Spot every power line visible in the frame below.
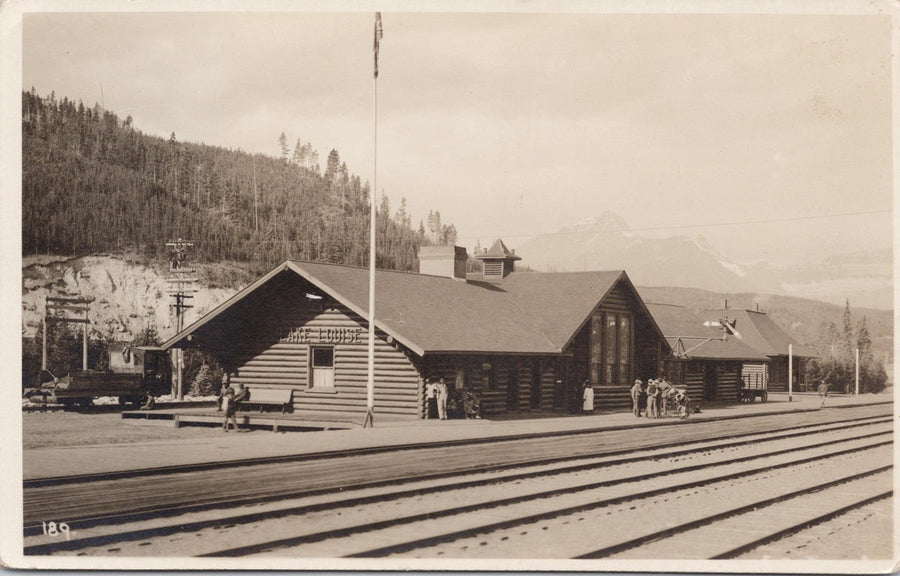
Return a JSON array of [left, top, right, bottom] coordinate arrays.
[[455, 208, 891, 244]]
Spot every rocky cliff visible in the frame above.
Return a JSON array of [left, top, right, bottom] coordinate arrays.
[[22, 255, 243, 342]]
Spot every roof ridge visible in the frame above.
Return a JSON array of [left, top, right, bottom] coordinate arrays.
[[290, 259, 428, 278]]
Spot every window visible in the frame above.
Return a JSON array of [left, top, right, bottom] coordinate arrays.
[[618, 316, 631, 384], [604, 314, 617, 384], [590, 315, 603, 386], [591, 312, 632, 385], [310, 346, 335, 389], [456, 367, 466, 389], [482, 359, 496, 390]]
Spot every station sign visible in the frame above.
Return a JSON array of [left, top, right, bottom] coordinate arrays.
[[281, 326, 362, 344]]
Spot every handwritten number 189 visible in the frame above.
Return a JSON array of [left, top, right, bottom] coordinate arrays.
[[42, 521, 70, 540]]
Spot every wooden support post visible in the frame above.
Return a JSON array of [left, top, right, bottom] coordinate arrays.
[[788, 344, 793, 402], [41, 312, 47, 372], [82, 322, 88, 370], [176, 348, 184, 401]]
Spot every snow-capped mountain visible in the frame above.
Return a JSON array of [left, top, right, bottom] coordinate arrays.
[[516, 211, 758, 293], [515, 212, 891, 309]]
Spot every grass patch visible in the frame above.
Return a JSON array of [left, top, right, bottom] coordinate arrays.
[[23, 410, 227, 450]]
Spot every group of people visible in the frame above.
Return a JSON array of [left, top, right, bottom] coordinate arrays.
[[630, 377, 691, 419], [424, 377, 482, 420], [217, 373, 249, 431], [424, 377, 449, 420]]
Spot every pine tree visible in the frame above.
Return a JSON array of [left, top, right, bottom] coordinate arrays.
[[292, 138, 304, 165], [324, 149, 341, 184], [278, 132, 289, 162], [856, 316, 873, 365], [840, 299, 854, 363]]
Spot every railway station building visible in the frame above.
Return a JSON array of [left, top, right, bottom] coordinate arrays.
[[696, 308, 815, 393], [163, 241, 673, 420], [645, 303, 770, 404]]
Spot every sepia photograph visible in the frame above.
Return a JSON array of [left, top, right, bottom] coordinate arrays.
[[1, 0, 896, 572]]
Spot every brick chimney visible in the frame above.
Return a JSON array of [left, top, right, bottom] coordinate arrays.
[[418, 245, 469, 279]]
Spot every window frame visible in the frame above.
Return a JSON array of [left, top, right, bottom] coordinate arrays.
[[592, 311, 633, 386], [309, 345, 336, 390]]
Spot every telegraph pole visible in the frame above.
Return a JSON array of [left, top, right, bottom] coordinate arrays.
[[166, 239, 196, 400]]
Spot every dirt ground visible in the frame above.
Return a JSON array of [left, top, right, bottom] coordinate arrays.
[[22, 410, 229, 450]]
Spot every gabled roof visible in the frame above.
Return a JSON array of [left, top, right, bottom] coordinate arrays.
[[163, 260, 665, 357], [646, 303, 768, 361], [697, 309, 816, 358], [283, 261, 554, 356], [501, 270, 661, 350]]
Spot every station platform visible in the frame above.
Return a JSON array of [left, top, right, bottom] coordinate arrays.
[[22, 392, 892, 482]]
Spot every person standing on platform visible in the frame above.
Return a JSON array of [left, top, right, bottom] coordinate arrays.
[[659, 377, 673, 416], [582, 380, 594, 414], [817, 380, 829, 408], [436, 377, 449, 420], [646, 379, 659, 419], [233, 383, 249, 410], [217, 372, 231, 411], [221, 380, 236, 431], [424, 379, 436, 419], [631, 379, 643, 417]]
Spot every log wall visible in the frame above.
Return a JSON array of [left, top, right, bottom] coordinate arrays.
[[229, 300, 422, 420], [716, 362, 741, 404], [683, 362, 706, 405], [421, 355, 560, 416]]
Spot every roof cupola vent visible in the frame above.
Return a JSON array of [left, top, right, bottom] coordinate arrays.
[[476, 239, 521, 280]]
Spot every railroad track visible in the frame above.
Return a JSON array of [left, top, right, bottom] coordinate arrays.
[[24, 411, 892, 558], [23, 408, 890, 530]]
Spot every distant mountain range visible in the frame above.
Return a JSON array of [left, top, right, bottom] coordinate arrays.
[[515, 212, 892, 310]]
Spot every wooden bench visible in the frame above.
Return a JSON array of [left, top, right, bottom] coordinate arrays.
[[239, 388, 294, 414]]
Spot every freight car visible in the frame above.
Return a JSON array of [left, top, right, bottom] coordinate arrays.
[[25, 344, 171, 409]]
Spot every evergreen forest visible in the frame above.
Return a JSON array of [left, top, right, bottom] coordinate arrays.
[[22, 89, 457, 274]]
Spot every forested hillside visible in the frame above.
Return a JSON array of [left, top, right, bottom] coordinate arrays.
[[22, 89, 451, 273]]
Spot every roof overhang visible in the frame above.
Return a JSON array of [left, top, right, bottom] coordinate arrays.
[[162, 261, 293, 350], [162, 260, 427, 358]]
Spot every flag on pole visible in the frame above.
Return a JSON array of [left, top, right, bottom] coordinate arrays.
[[374, 12, 383, 79]]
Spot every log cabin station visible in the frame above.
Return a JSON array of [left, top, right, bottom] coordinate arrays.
[[161, 240, 811, 424], [647, 303, 771, 404], [162, 240, 674, 422]]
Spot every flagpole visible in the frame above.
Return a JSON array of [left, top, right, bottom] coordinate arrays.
[[365, 13, 382, 429]]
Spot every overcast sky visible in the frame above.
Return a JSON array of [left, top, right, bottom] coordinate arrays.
[[16, 4, 894, 267]]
